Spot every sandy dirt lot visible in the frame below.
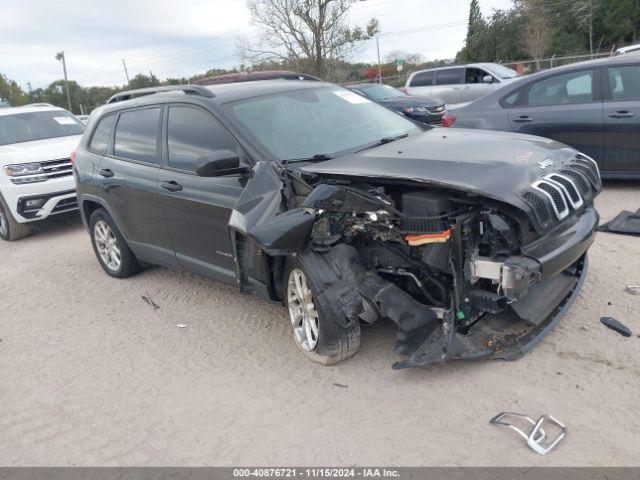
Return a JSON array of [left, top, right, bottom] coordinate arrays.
[[0, 182, 638, 467]]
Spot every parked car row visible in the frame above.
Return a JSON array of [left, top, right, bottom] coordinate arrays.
[[445, 53, 640, 178]]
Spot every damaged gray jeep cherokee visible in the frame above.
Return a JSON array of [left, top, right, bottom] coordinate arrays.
[[74, 81, 600, 369]]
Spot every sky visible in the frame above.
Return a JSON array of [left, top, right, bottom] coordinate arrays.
[[0, 0, 514, 89]]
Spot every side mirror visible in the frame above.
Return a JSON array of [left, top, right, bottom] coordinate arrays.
[[483, 74, 494, 84], [196, 150, 249, 177]]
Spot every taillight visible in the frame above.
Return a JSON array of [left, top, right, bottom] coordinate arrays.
[[70, 150, 76, 164], [442, 113, 456, 127]]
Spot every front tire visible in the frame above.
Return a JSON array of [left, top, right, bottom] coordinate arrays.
[[89, 208, 141, 278], [0, 193, 31, 241], [283, 258, 361, 365]]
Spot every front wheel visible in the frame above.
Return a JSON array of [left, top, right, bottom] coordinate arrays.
[[0, 193, 30, 241], [283, 258, 360, 365]]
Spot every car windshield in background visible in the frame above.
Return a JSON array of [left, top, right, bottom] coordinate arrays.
[[487, 64, 518, 79], [358, 84, 406, 101], [0, 110, 85, 146], [226, 87, 421, 161]]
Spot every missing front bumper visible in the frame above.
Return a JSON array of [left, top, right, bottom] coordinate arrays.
[[392, 255, 588, 369]]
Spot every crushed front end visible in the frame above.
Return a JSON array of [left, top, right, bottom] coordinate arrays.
[[297, 155, 600, 368], [232, 150, 600, 368]]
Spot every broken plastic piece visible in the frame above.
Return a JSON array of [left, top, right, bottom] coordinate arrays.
[[625, 285, 640, 295], [490, 412, 546, 444], [141, 293, 160, 310], [527, 415, 567, 456], [176, 324, 188, 328], [600, 317, 632, 337], [490, 412, 566, 455]]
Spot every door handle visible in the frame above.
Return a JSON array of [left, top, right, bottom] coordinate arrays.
[[99, 168, 114, 178], [513, 115, 533, 123], [160, 180, 183, 192], [608, 111, 635, 118]]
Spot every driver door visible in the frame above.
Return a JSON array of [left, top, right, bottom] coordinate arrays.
[[157, 104, 246, 283]]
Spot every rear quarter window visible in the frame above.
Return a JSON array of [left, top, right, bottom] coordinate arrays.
[[88, 115, 116, 154], [113, 107, 161, 164]]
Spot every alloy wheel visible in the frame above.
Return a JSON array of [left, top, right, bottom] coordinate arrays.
[[287, 268, 319, 351], [94, 220, 121, 272]]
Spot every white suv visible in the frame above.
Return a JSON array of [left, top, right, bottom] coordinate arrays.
[[0, 103, 84, 240]]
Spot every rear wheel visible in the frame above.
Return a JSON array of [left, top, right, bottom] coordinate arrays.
[[89, 208, 141, 278], [0, 193, 31, 241], [284, 258, 360, 365]]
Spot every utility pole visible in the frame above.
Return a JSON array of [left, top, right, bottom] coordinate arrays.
[[55, 51, 72, 112], [588, 0, 594, 57], [122, 59, 130, 85], [26, 82, 33, 102], [376, 36, 382, 84]]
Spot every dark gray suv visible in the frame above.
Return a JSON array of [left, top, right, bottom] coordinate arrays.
[[74, 81, 599, 369], [444, 54, 640, 178]]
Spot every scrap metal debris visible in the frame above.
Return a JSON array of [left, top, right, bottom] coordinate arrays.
[[597, 208, 640, 236], [625, 285, 640, 295], [141, 293, 160, 310], [600, 317, 632, 337], [490, 412, 567, 456]]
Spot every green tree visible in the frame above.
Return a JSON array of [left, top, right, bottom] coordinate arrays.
[[128, 73, 161, 90], [0, 74, 29, 106]]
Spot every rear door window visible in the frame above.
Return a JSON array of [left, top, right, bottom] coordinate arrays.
[[435, 68, 464, 86], [527, 70, 594, 106], [167, 106, 237, 172], [88, 114, 116, 154], [113, 107, 161, 164], [607, 65, 640, 101], [410, 71, 434, 87]]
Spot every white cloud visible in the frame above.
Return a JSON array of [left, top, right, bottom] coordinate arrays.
[[0, 0, 514, 89]]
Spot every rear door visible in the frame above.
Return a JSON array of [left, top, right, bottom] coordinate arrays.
[[406, 70, 434, 97], [602, 63, 640, 174], [158, 104, 245, 283], [98, 106, 177, 267], [507, 68, 604, 165], [462, 67, 495, 102], [432, 68, 464, 105]]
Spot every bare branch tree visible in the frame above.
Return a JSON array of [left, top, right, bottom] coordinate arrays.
[[519, 0, 549, 68], [239, 0, 379, 80]]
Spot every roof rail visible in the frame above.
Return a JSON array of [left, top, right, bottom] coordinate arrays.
[[17, 102, 54, 108], [107, 85, 215, 104]]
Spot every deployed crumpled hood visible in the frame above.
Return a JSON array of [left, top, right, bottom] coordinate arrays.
[[299, 128, 579, 209], [0, 135, 81, 166]]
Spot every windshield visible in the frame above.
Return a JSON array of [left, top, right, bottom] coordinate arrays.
[[226, 87, 421, 161], [0, 110, 85, 146], [358, 84, 406, 101], [486, 64, 519, 79]]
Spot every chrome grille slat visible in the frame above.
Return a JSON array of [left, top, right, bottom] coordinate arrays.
[[532, 180, 569, 220], [546, 174, 583, 209], [560, 169, 591, 197], [522, 155, 601, 228]]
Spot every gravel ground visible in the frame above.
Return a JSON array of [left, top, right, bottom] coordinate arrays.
[[0, 181, 638, 467]]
